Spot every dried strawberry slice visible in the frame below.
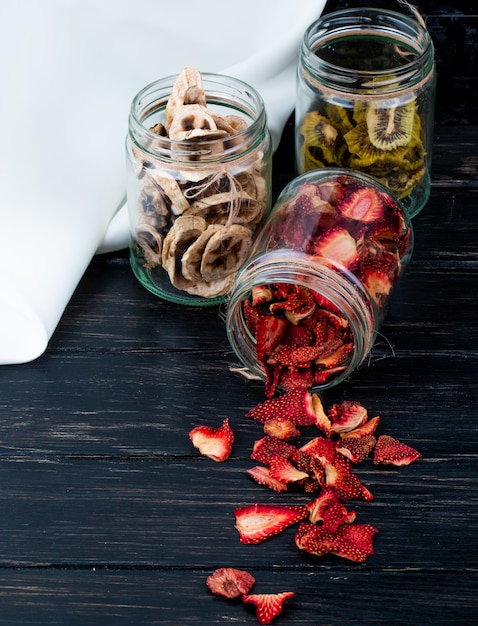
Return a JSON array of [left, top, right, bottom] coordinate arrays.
[[340, 415, 381, 438], [189, 418, 234, 462], [295, 521, 378, 562], [263, 418, 301, 440], [250, 436, 299, 466], [269, 456, 310, 484], [336, 186, 385, 223], [247, 466, 288, 493], [206, 567, 255, 599], [255, 315, 288, 363], [312, 227, 359, 268], [328, 400, 369, 434], [300, 436, 337, 464], [251, 285, 273, 306], [374, 435, 422, 466], [325, 455, 374, 501], [234, 503, 308, 544], [246, 389, 316, 425], [306, 486, 356, 530], [362, 268, 394, 306], [336, 434, 377, 463], [277, 366, 314, 394], [243, 591, 295, 625]]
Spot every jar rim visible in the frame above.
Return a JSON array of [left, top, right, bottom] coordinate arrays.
[[301, 7, 435, 95], [226, 249, 377, 392], [128, 72, 268, 163]]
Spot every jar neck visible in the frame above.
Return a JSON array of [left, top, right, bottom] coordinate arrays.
[[128, 73, 268, 165], [226, 250, 376, 391], [301, 8, 435, 98]]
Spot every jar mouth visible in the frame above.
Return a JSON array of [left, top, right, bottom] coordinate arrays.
[[226, 249, 376, 392], [128, 72, 268, 163], [302, 7, 435, 96]]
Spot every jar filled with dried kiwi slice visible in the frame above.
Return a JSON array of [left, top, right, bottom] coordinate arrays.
[[127, 68, 272, 305], [296, 6, 435, 218]]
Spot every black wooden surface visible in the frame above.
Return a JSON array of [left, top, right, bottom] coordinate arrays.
[[1, 4, 478, 623]]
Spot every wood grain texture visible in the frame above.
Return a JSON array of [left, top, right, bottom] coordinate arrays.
[[0, 27, 477, 623]]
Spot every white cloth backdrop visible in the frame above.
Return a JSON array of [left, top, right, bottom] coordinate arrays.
[[0, 0, 326, 364]]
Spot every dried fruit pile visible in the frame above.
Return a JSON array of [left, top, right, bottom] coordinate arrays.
[[191, 389, 421, 623], [130, 67, 269, 298], [242, 175, 411, 395], [298, 98, 425, 199]]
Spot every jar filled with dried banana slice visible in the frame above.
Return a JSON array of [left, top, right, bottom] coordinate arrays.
[[126, 67, 272, 305], [296, 6, 435, 218]]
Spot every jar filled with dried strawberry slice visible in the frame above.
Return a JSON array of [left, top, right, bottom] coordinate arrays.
[[226, 169, 413, 396], [127, 67, 271, 305], [296, 6, 435, 218]]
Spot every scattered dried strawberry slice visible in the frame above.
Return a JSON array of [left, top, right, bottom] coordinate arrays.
[[325, 455, 374, 501], [336, 434, 376, 463], [189, 418, 234, 462], [206, 567, 255, 599], [374, 435, 422, 466], [268, 456, 310, 484], [306, 487, 356, 530], [246, 389, 317, 426], [340, 415, 380, 438], [328, 400, 369, 433], [263, 418, 301, 440], [336, 186, 385, 223], [243, 591, 295, 625], [234, 503, 308, 544], [247, 466, 288, 493], [250, 436, 299, 466], [295, 521, 378, 562]]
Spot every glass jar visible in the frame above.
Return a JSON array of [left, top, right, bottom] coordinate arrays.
[[296, 7, 436, 218], [226, 169, 413, 397], [126, 71, 272, 305]]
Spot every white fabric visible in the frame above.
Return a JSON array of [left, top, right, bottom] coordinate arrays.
[[0, 0, 326, 364]]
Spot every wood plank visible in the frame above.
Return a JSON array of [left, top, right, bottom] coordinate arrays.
[[0, 457, 475, 570], [0, 569, 476, 625]]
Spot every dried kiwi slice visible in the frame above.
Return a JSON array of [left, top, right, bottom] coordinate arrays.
[[365, 100, 416, 151], [300, 111, 347, 166]]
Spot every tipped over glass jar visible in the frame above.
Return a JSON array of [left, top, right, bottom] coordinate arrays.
[[126, 68, 272, 306], [226, 169, 413, 396], [295, 7, 436, 218]]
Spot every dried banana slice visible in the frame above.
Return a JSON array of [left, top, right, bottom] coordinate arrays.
[[168, 104, 229, 142], [165, 66, 207, 131], [150, 171, 190, 216], [200, 224, 253, 282], [134, 223, 164, 269], [162, 215, 207, 291], [187, 192, 264, 226], [183, 273, 235, 298], [181, 224, 223, 283]]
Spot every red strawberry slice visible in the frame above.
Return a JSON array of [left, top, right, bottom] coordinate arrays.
[[325, 455, 374, 501], [246, 389, 317, 426], [374, 435, 422, 466], [313, 227, 359, 268], [234, 503, 308, 544], [263, 418, 301, 441], [337, 186, 385, 222], [189, 418, 234, 462], [362, 268, 394, 306], [206, 567, 255, 599], [246, 466, 288, 493], [250, 436, 299, 466], [328, 400, 369, 433], [243, 591, 295, 625], [255, 315, 288, 363], [340, 415, 381, 438], [295, 521, 378, 562], [277, 366, 314, 393], [306, 486, 356, 530], [268, 456, 309, 484], [336, 434, 377, 463]]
